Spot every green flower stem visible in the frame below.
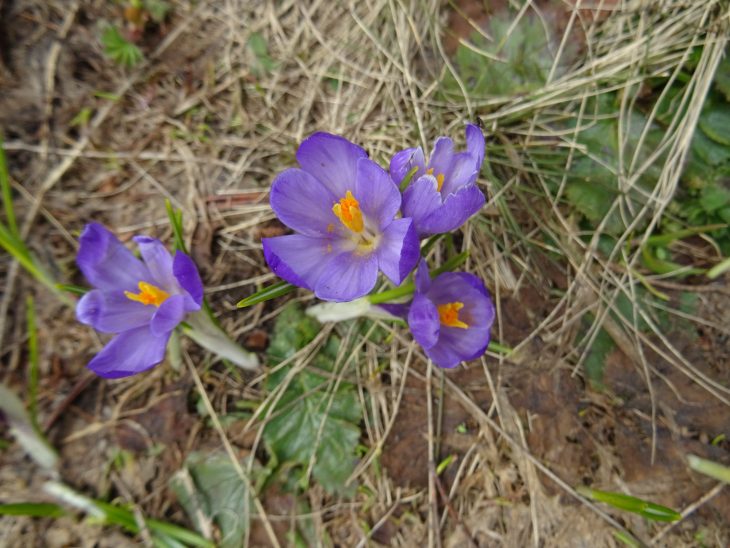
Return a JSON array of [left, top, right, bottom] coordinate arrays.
[[368, 251, 469, 305]]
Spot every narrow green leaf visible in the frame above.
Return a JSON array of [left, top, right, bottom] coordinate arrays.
[[0, 384, 57, 470], [707, 256, 730, 279], [368, 252, 469, 304], [0, 503, 66, 518], [578, 486, 681, 522], [398, 165, 420, 192], [613, 530, 641, 547], [644, 223, 727, 246], [0, 137, 18, 237], [237, 280, 295, 308], [56, 284, 89, 296], [165, 199, 188, 253], [45, 481, 214, 548], [687, 454, 730, 483], [26, 296, 40, 431], [101, 26, 144, 67], [436, 454, 456, 476]]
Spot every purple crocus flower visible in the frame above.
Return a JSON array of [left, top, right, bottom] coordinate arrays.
[[263, 132, 420, 302], [407, 262, 495, 368], [390, 124, 486, 236], [75, 223, 203, 378]]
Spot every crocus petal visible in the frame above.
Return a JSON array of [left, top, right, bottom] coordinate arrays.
[[87, 326, 170, 378], [134, 236, 177, 289], [355, 158, 401, 229], [427, 137, 455, 179], [423, 331, 467, 369], [376, 218, 419, 286], [439, 153, 478, 197], [263, 234, 335, 291], [414, 259, 431, 294], [418, 184, 485, 235], [401, 175, 443, 234], [428, 273, 495, 331], [76, 289, 154, 333], [77, 223, 151, 292], [465, 123, 485, 169], [173, 251, 204, 307], [296, 132, 367, 198], [428, 323, 491, 367], [150, 294, 187, 336], [408, 294, 440, 350], [375, 303, 409, 319], [389, 147, 426, 185], [314, 251, 378, 302], [270, 168, 339, 236]]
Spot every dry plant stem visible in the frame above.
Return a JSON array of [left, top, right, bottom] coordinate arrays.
[[426, 361, 441, 548], [112, 472, 154, 547], [650, 483, 726, 544], [423, 368, 644, 545], [432, 471, 478, 548], [40, 2, 79, 165], [183, 351, 280, 548], [354, 494, 401, 548]]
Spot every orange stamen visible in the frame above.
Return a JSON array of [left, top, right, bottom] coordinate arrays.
[[125, 281, 170, 307], [437, 301, 469, 329], [426, 167, 446, 192], [332, 190, 364, 233]]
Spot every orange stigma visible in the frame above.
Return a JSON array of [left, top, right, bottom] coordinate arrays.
[[438, 301, 469, 329], [332, 190, 364, 233], [426, 167, 445, 192], [125, 281, 170, 307]]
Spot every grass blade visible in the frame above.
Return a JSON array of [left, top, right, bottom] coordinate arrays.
[[165, 199, 188, 253], [0, 503, 66, 518], [577, 486, 681, 522], [687, 454, 730, 483], [26, 295, 40, 431], [237, 280, 295, 308], [0, 136, 18, 236]]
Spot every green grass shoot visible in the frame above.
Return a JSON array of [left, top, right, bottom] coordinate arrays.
[[578, 486, 681, 522]]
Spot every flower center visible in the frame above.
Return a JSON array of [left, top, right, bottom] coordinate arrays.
[[332, 190, 364, 233], [426, 167, 445, 192], [125, 281, 170, 307], [437, 301, 469, 329]]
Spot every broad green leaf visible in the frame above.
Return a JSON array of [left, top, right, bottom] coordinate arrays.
[[441, 12, 569, 100], [699, 184, 730, 213], [582, 325, 614, 388], [170, 453, 257, 548], [691, 127, 730, 167], [264, 304, 362, 496], [713, 53, 730, 101], [699, 102, 730, 146], [248, 33, 277, 76]]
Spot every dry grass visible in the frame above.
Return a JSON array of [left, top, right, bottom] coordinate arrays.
[[1, 0, 729, 546]]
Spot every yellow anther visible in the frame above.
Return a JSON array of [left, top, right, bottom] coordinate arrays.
[[426, 167, 446, 192], [437, 301, 469, 329], [332, 190, 364, 233], [125, 281, 170, 307]]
